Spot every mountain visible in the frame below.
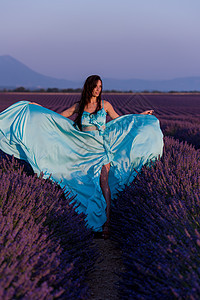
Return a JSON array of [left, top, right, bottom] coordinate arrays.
[[0, 55, 200, 91], [0, 55, 81, 89]]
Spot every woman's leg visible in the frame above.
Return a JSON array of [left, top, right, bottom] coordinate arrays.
[[100, 163, 111, 238]]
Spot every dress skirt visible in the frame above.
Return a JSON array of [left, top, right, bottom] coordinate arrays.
[[0, 101, 163, 231]]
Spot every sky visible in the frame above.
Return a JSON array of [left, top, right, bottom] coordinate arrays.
[[1, 0, 200, 82]]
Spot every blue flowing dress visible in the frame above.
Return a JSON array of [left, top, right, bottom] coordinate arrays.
[[0, 100, 163, 231]]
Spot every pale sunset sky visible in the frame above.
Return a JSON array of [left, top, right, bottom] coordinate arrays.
[[1, 0, 200, 82]]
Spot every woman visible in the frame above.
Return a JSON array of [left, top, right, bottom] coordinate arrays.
[[60, 75, 156, 238], [0, 75, 163, 239]]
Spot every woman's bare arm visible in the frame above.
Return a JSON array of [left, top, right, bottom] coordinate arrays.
[[104, 101, 153, 119], [29, 102, 79, 118], [60, 103, 78, 118], [104, 101, 119, 119]]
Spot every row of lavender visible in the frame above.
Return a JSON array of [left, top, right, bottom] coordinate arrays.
[[120, 93, 200, 149], [111, 137, 200, 298], [0, 92, 200, 116], [0, 152, 96, 299], [160, 115, 200, 150]]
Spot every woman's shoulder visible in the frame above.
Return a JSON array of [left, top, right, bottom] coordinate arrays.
[[102, 100, 110, 107], [102, 100, 113, 109], [102, 100, 119, 119]]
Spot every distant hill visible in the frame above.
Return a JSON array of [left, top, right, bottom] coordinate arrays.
[[0, 55, 200, 91], [0, 55, 81, 89]]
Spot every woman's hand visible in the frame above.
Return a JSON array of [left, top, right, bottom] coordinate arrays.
[[140, 110, 154, 115], [29, 102, 42, 106]]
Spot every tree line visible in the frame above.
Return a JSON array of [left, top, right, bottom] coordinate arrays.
[[1, 86, 200, 93]]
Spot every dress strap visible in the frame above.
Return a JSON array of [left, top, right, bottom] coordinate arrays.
[[102, 100, 104, 109]]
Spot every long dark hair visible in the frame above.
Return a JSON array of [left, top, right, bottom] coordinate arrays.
[[75, 75, 102, 130]]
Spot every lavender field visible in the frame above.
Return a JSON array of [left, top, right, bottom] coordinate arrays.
[[0, 92, 199, 147], [0, 92, 200, 299]]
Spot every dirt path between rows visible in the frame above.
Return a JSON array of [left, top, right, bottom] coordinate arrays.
[[87, 239, 125, 300]]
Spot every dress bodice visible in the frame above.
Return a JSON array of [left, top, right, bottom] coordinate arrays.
[[81, 101, 107, 134]]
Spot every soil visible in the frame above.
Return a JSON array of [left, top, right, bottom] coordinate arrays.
[[87, 238, 125, 300]]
